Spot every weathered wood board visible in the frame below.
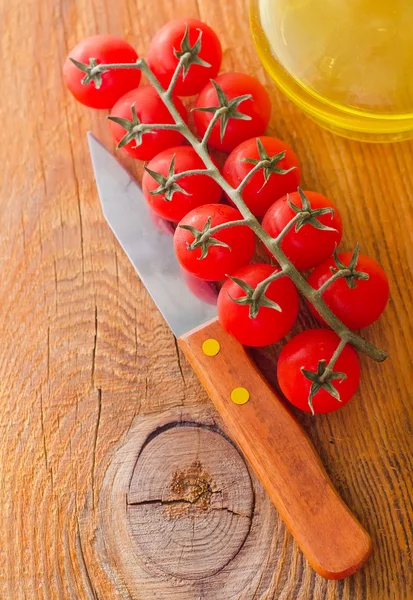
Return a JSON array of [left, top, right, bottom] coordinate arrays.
[[0, 0, 412, 597]]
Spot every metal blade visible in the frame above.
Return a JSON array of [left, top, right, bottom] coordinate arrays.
[[87, 133, 217, 337]]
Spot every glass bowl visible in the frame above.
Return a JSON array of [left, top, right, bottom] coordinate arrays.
[[250, 0, 413, 142]]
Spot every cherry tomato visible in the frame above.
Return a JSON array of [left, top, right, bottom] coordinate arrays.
[[307, 252, 390, 330], [277, 329, 361, 414], [194, 73, 272, 153], [142, 146, 222, 222], [262, 190, 343, 271], [108, 87, 188, 160], [174, 204, 255, 281], [147, 18, 222, 96], [64, 36, 141, 109], [217, 263, 299, 347], [223, 136, 301, 217]]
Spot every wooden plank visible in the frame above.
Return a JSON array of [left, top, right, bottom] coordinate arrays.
[[0, 0, 411, 598]]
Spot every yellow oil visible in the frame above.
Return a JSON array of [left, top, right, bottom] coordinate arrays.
[[250, 0, 413, 141]]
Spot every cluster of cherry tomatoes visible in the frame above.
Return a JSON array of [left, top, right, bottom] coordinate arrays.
[[64, 18, 389, 415]]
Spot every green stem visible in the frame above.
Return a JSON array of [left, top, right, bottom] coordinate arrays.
[[91, 57, 387, 364], [200, 107, 227, 148], [173, 169, 214, 181], [200, 218, 253, 242], [273, 213, 306, 245], [251, 270, 285, 301], [319, 338, 347, 383], [91, 60, 144, 73], [139, 60, 203, 147], [236, 160, 270, 193], [165, 53, 191, 98], [317, 269, 351, 295], [141, 123, 183, 131]]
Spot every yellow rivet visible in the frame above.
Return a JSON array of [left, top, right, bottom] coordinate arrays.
[[202, 338, 221, 357], [231, 387, 250, 405]]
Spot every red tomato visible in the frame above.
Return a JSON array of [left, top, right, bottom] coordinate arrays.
[[108, 87, 188, 160], [262, 190, 343, 270], [217, 263, 299, 347], [277, 329, 361, 414], [142, 146, 222, 222], [223, 136, 301, 217], [64, 36, 141, 109], [147, 18, 222, 96], [194, 73, 272, 153], [308, 252, 390, 330], [174, 204, 255, 281]]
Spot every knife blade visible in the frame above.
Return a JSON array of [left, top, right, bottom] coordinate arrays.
[[88, 132, 373, 580], [87, 133, 217, 337]]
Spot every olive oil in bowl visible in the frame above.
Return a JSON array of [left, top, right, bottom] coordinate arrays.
[[250, 0, 413, 141]]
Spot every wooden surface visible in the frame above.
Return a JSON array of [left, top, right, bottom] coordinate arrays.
[[1, 0, 412, 598], [179, 318, 372, 580], [97, 405, 284, 599]]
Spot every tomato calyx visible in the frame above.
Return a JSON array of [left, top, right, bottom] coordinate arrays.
[[174, 25, 212, 79], [145, 155, 191, 202], [287, 187, 338, 233], [69, 57, 107, 89], [193, 80, 252, 142], [226, 273, 283, 319], [331, 243, 370, 290], [242, 138, 296, 190], [301, 359, 347, 415], [179, 217, 232, 259], [108, 103, 158, 149]]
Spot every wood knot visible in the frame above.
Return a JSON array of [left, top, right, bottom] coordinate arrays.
[[95, 407, 278, 598], [168, 460, 213, 516], [126, 424, 254, 579]]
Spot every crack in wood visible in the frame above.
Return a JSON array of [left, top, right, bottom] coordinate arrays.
[[76, 525, 99, 600], [173, 335, 186, 385], [134, 308, 138, 366], [114, 248, 120, 291], [128, 497, 251, 519], [91, 306, 98, 388], [91, 388, 102, 511], [64, 106, 86, 286], [46, 326, 51, 381]]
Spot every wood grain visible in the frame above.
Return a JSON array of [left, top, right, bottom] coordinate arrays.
[[95, 405, 284, 599], [0, 0, 412, 598], [179, 318, 372, 580]]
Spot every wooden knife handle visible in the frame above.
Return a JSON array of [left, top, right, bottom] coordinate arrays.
[[178, 317, 372, 580]]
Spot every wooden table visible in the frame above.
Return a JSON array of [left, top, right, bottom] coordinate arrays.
[[2, 0, 412, 598]]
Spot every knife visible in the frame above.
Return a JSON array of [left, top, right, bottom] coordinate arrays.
[[87, 132, 372, 580]]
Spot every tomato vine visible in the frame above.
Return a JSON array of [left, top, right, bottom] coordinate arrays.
[[70, 29, 387, 413]]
